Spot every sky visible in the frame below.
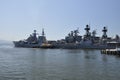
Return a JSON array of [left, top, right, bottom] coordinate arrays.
[[0, 0, 120, 41]]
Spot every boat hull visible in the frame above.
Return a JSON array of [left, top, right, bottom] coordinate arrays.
[[13, 41, 41, 48], [13, 41, 116, 49], [53, 43, 115, 49]]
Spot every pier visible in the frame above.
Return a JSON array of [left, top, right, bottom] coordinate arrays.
[[101, 48, 120, 56]]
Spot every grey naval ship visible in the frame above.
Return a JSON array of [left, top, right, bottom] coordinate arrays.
[[13, 29, 51, 48], [13, 25, 120, 49], [49, 25, 120, 49]]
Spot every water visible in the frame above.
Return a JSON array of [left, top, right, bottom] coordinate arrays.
[[0, 43, 120, 80]]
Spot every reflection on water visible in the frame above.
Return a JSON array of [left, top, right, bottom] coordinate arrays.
[[0, 44, 120, 80]]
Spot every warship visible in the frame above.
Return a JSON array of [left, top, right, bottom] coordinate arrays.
[[13, 29, 48, 48], [50, 25, 120, 49], [13, 25, 120, 49]]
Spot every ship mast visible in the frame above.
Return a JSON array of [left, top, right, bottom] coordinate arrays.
[[102, 27, 107, 39], [84, 24, 91, 38], [33, 30, 37, 38], [42, 28, 45, 36]]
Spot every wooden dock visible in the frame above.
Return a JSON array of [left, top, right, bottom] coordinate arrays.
[[101, 48, 120, 55]]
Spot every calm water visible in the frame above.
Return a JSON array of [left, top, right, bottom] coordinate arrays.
[[0, 43, 120, 80]]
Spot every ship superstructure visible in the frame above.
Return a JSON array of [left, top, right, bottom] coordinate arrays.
[[13, 29, 47, 48], [65, 28, 82, 43], [51, 24, 119, 49]]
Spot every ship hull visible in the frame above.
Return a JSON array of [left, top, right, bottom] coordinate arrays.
[[53, 43, 115, 49], [13, 41, 116, 49], [13, 41, 41, 48]]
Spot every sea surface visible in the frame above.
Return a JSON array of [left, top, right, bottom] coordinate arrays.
[[0, 42, 120, 80]]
